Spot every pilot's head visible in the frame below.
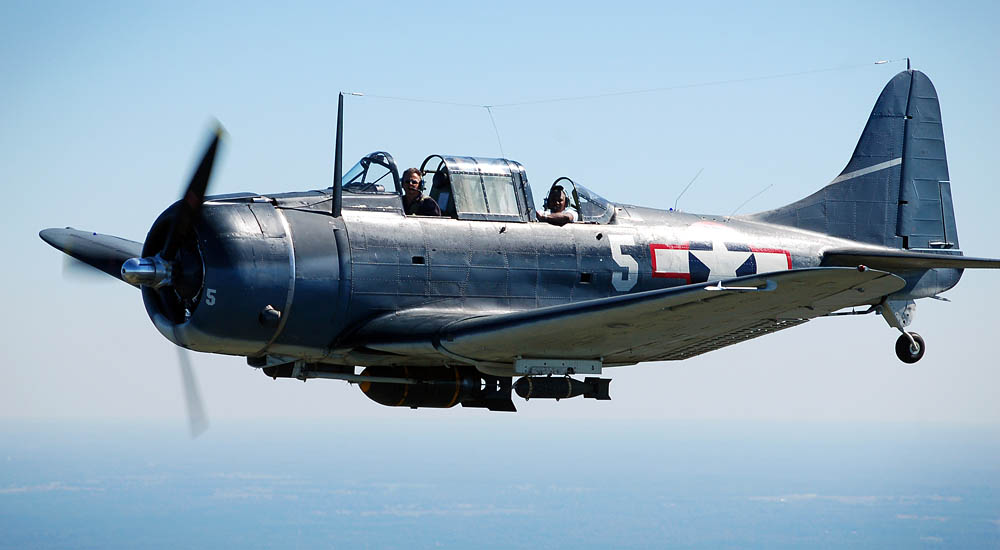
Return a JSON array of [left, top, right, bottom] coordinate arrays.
[[402, 168, 422, 200], [548, 186, 568, 213]]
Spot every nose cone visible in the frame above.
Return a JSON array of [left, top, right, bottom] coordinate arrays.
[[121, 257, 172, 288]]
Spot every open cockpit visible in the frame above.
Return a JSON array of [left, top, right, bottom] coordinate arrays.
[[337, 151, 616, 224]]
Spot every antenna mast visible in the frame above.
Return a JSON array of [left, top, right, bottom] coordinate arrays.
[[673, 168, 703, 211], [332, 92, 344, 217]]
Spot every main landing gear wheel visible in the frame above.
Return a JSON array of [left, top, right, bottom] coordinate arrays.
[[895, 331, 925, 364]]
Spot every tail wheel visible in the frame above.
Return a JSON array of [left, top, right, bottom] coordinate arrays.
[[895, 331, 925, 364]]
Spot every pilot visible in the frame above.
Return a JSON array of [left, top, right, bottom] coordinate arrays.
[[537, 185, 577, 226], [401, 168, 441, 216]]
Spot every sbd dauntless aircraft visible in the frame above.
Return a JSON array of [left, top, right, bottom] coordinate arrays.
[[41, 70, 1000, 414]]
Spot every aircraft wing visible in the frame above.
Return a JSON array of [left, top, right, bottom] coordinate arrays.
[[362, 267, 906, 366]]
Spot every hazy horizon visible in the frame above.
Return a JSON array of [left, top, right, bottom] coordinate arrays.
[[3, 419, 999, 548]]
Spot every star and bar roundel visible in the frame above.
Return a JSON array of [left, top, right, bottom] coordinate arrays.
[[649, 240, 791, 284]]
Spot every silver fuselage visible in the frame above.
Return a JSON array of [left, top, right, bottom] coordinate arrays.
[[145, 192, 960, 366]]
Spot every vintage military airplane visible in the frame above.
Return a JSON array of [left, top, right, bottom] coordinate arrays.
[[41, 69, 1000, 414]]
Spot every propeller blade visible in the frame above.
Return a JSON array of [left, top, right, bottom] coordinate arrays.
[[176, 347, 209, 438], [162, 125, 225, 260], [62, 254, 114, 283], [40, 228, 143, 285]]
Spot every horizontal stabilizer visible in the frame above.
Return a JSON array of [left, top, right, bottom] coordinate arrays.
[[39, 228, 143, 285], [822, 249, 1000, 270]]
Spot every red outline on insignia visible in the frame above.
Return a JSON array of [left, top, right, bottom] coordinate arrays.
[[749, 247, 792, 269], [649, 243, 692, 282]]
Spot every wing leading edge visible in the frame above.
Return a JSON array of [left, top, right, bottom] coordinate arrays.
[[363, 267, 906, 366]]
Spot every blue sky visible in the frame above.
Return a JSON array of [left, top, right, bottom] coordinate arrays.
[[2, 1, 999, 426]]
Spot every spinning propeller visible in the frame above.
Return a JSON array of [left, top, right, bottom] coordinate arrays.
[[40, 126, 224, 438]]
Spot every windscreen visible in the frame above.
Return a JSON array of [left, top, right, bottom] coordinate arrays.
[[342, 153, 399, 194]]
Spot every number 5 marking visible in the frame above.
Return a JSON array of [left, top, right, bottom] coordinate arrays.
[[608, 234, 638, 292], [204, 288, 217, 306]]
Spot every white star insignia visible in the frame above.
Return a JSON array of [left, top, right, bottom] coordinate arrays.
[[690, 241, 752, 282]]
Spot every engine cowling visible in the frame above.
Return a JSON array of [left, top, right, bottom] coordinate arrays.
[[141, 199, 295, 357]]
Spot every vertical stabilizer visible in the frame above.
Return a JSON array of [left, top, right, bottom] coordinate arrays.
[[751, 70, 958, 250]]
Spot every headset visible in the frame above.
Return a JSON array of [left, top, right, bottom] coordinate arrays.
[[402, 168, 426, 191], [543, 185, 568, 211]]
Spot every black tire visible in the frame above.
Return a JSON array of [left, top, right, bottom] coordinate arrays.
[[895, 332, 925, 364]]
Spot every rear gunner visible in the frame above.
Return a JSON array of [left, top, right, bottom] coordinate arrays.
[[537, 185, 576, 226]]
